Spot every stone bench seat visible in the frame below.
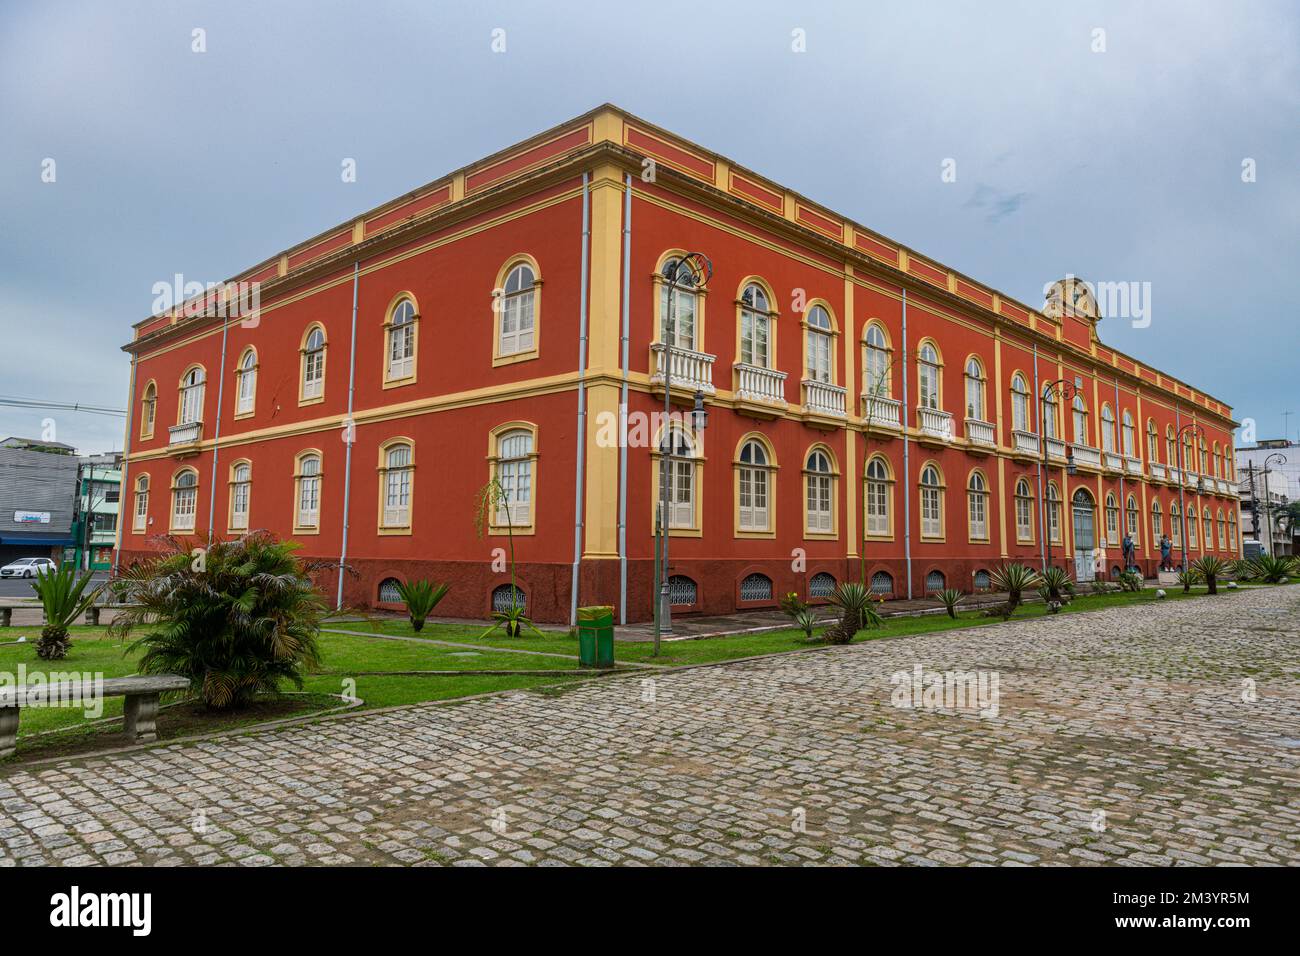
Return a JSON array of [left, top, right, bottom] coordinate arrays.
[[0, 675, 190, 758], [0, 602, 139, 626]]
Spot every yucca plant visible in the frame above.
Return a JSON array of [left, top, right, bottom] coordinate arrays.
[[1250, 554, 1294, 584], [793, 608, 819, 641], [1116, 569, 1144, 592], [1230, 558, 1257, 582], [31, 564, 104, 660], [108, 532, 324, 710], [1040, 566, 1072, 606], [1177, 567, 1203, 593], [824, 582, 882, 645], [395, 579, 450, 631], [987, 563, 1041, 620], [935, 587, 963, 619], [1190, 556, 1230, 595]]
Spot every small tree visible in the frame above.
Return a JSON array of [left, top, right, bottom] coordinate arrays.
[[474, 479, 540, 637], [987, 563, 1041, 620], [935, 588, 963, 619], [824, 583, 882, 644], [31, 564, 104, 660], [395, 579, 450, 631]]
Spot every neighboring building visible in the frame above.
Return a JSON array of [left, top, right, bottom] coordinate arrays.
[[0, 438, 80, 566], [117, 105, 1241, 623], [70, 453, 123, 570], [1236, 440, 1297, 558]]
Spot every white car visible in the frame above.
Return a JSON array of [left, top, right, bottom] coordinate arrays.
[[0, 557, 57, 578]]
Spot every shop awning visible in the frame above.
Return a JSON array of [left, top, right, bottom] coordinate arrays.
[[0, 531, 78, 547]]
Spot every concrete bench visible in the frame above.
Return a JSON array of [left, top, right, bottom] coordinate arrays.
[[0, 675, 190, 758], [0, 602, 138, 626], [83, 603, 136, 626]]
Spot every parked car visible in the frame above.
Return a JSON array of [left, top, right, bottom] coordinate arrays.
[[0, 557, 57, 578]]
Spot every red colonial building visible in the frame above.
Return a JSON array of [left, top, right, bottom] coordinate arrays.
[[116, 105, 1240, 623]]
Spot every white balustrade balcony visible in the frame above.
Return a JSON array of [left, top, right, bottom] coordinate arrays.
[[1125, 456, 1143, 477], [1149, 462, 1167, 481], [1103, 451, 1124, 472], [1046, 437, 1067, 462], [169, 421, 202, 446], [650, 344, 716, 394], [733, 363, 787, 407], [915, 406, 954, 442], [861, 395, 902, 430], [1012, 429, 1040, 456], [965, 418, 996, 448], [1071, 443, 1101, 468], [802, 379, 846, 418], [1167, 466, 1181, 484]]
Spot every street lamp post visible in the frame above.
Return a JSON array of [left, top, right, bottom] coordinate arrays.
[[1039, 379, 1079, 574], [1262, 452, 1287, 557], [1175, 423, 1206, 572], [654, 253, 711, 656]]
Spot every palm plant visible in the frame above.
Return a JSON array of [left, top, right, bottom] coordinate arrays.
[[987, 563, 1041, 620], [935, 587, 963, 619], [1190, 556, 1230, 595], [1040, 566, 1072, 606], [31, 564, 104, 660], [792, 608, 819, 641], [1116, 569, 1144, 592], [1229, 558, 1257, 582], [108, 532, 324, 710], [395, 579, 450, 631], [824, 582, 881, 645], [1177, 567, 1203, 593], [474, 478, 538, 637], [1249, 554, 1295, 584]]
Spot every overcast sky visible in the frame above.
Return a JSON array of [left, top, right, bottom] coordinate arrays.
[[2, 0, 1296, 455]]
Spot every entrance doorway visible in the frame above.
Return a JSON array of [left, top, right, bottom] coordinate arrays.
[[1072, 489, 1096, 582]]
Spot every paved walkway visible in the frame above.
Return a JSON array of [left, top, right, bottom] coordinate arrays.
[[2, 587, 1297, 866]]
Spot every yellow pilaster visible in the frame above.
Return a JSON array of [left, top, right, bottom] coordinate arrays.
[[994, 330, 1007, 557], [844, 266, 858, 558]]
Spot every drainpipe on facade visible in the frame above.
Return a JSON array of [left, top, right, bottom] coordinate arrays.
[[901, 288, 912, 600], [617, 173, 632, 625], [569, 173, 592, 626], [1033, 344, 1046, 571], [112, 355, 137, 576], [1114, 377, 1125, 569], [206, 312, 231, 539], [336, 262, 360, 610]]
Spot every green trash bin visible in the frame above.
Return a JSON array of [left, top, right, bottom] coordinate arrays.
[[577, 605, 615, 669]]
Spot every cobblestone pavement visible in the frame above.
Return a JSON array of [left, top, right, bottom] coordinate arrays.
[[3, 587, 1298, 867]]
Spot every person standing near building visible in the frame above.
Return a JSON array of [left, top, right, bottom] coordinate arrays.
[[1159, 534, 1173, 571], [1122, 532, 1136, 573]]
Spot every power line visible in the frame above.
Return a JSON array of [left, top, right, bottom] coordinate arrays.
[[0, 396, 125, 417]]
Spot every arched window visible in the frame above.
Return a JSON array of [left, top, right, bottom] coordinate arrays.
[[669, 575, 698, 606], [295, 453, 322, 531], [919, 463, 944, 539], [1146, 419, 1159, 462], [865, 455, 892, 537], [1014, 477, 1035, 543], [1203, 507, 1213, 550], [178, 366, 205, 425], [659, 426, 697, 530], [1217, 508, 1227, 550], [386, 297, 417, 382], [132, 474, 149, 532], [925, 570, 946, 594], [229, 461, 251, 531], [1188, 506, 1199, 548], [1126, 494, 1139, 542], [1072, 395, 1088, 445], [235, 348, 257, 416], [492, 583, 526, 613], [378, 578, 403, 604], [1211, 442, 1220, 478], [739, 572, 773, 603], [498, 262, 537, 358], [863, 323, 891, 397], [1105, 492, 1119, 545], [737, 438, 772, 532], [917, 342, 941, 411], [1197, 437, 1208, 475], [493, 428, 535, 529], [1047, 482, 1062, 543], [1170, 501, 1182, 547], [658, 255, 700, 351], [739, 283, 773, 368], [870, 570, 894, 596], [964, 357, 986, 421], [1182, 433, 1195, 472], [1152, 500, 1163, 540], [1042, 389, 1058, 439], [804, 448, 834, 534], [973, 569, 991, 590], [1165, 426, 1177, 469], [809, 572, 836, 599], [170, 469, 198, 532], [1010, 373, 1030, 432], [301, 326, 326, 402], [1101, 404, 1116, 454], [804, 305, 833, 384], [140, 382, 157, 439], [1121, 411, 1135, 458], [380, 441, 414, 529], [1228, 512, 1238, 550], [967, 470, 989, 541]]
